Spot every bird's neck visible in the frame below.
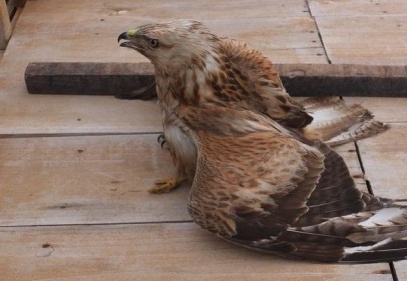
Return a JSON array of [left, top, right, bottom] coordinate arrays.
[[153, 51, 223, 109]]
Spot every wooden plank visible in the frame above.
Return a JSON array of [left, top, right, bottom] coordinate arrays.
[[0, 88, 163, 135], [1, 13, 325, 71], [333, 142, 367, 192], [309, 0, 407, 16], [343, 97, 407, 123], [313, 15, 407, 65], [280, 64, 407, 97], [24, 62, 156, 99], [357, 123, 407, 209], [397, 264, 407, 281], [0, 134, 365, 227], [0, 0, 26, 49], [3, 0, 325, 71], [0, 223, 394, 281], [357, 122, 407, 280], [0, 0, 12, 49], [24, 62, 407, 97], [0, 134, 377, 280], [22, 0, 313, 22], [0, 134, 191, 226], [345, 98, 407, 278]]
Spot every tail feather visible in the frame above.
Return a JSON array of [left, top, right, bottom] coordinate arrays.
[[334, 206, 407, 263], [342, 238, 407, 263], [287, 206, 407, 263], [299, 96, 388, 146], [326, 119, 388, 147]]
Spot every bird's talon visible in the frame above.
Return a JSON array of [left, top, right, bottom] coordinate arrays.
[[161, 140, 167, 149], [157, 134, 165, 143], [157, 134, 168, 149], [149, 177, 186, 193]]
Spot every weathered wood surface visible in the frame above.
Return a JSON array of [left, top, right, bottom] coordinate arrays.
[[280, 64, 407, 97], [343, 97, 407, 123], [25, 62, 407, 97], [0, 0, 12, 49], [0, 130, 390, 281], [358, 123, 407, 205], [309, 0, 407, 16], [0, 134, 190, 226], [346, 98, 407, 281], [0, 90, 162, 135], [25, 62, 156, 99], [309, 0, 407, 65], [342, 97, 407, 197], [0, 130, 382, 281], [2, 0, 324, 71], [0, 0, 25, 49], [358, 125, 407, 280], [0, 223, 394, 281], [0, 134, 363, 227]]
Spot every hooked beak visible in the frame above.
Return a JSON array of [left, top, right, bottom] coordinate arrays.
[[117, 29, 148, 55], [118, 32, 129, 45], [118, 29, 138, 47]]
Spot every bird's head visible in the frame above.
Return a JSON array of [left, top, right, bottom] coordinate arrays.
[[118, 19, 219, 71]]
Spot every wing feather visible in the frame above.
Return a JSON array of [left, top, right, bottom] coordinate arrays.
[[219, 37, 313, 128], [180, 105, 325, 239], [179, 105, 397, 262]]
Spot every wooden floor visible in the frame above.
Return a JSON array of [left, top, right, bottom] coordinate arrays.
[[1, 1, 407, 280]]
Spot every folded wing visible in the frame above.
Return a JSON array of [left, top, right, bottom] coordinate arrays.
[[181, 105, 407, 263]]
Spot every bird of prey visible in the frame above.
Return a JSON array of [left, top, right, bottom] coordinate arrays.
[[118, 20, 406, 263]]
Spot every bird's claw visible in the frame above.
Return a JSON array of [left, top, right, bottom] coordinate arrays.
[[149, 177, 186, 193], [157, 134, 168, 150]]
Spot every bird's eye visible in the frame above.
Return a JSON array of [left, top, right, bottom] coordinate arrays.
[[149, 39, 159, 48]]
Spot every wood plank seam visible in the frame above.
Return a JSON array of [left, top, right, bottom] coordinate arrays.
[[0, 220, 195, 228], [305, 0, 332, 64], [389, 262, 399, 281], [0, 131, 165, 139], [353, 141, 399, 280]]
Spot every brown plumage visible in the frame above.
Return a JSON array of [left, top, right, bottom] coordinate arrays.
[[118, 19, 405, 263]]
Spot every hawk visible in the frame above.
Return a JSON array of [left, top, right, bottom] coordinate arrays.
[[118, 20, 406, 263]]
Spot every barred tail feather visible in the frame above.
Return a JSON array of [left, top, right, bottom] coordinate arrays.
[[299, 96, 388, 146], [326, 119, 389, 146], [342, 239, 407, 263]]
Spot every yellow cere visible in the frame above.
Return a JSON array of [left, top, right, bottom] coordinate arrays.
[[127, 29, 137, 37]]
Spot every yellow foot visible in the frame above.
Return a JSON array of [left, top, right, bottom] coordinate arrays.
[[149, 177, 186, 193]]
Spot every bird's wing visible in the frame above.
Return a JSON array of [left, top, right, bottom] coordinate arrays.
[[179, 105, 404, 262], [219, 37, 285, 90], [300, 96, 389, 146], [180, 105, 327, 239], [293, 141, 366, 226], [219, 37, 313, 128]]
